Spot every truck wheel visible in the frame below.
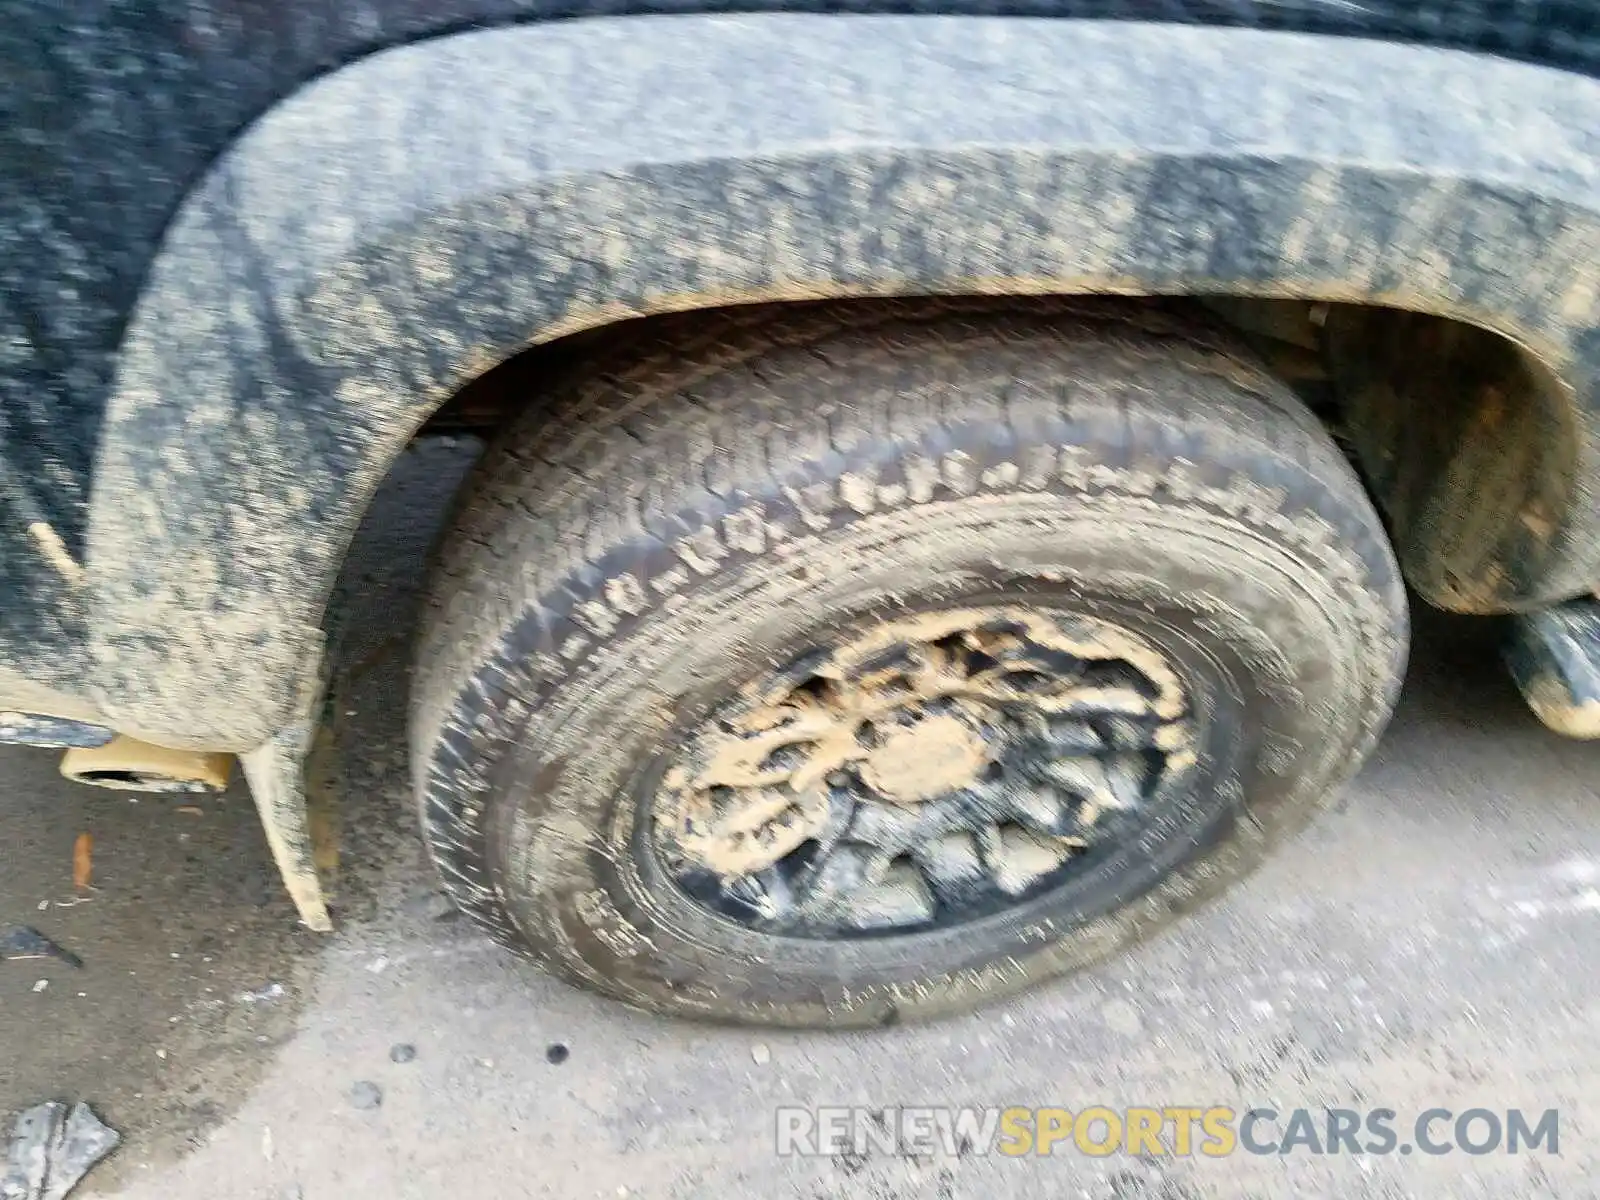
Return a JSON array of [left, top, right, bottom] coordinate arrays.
[[412, 298, 1406, 1027]]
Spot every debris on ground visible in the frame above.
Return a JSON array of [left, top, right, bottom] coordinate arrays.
[[388, 1044, 416, 1064], [238, 982, 285, 1004], [70, 835, 91, 895], [348, 1082, 382, 1111], [0, 1102, 120, 1200], [0, 929, 82, 969]]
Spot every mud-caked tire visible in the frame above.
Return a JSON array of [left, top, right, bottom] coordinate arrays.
[[412, 298, 1407, 1027]]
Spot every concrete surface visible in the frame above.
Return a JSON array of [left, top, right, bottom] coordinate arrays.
[[4, 438, 1600, 1199]]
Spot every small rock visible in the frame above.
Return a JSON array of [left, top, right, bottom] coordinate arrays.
[[544, 1044, 568, 1066], [389, 1044, 416, 1065], [750, 1043, 771, 1066], [349, 1082, 383, 1111]]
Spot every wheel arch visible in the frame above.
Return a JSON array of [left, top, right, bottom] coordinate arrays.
[[87, 12, 1600, 748]]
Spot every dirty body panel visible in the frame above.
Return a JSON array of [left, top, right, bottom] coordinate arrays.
[[2, 7, 1600, 747], [86, 16, 1600, 750]]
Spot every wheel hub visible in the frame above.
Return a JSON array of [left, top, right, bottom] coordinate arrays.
[[653, 606, 1196, 936], [860, 712, 989, 804]]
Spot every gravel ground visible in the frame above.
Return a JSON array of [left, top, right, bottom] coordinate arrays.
[[3, 438, 1599, 1199]]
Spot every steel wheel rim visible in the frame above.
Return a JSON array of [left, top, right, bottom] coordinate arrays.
[[651, 606, 1200, 938]]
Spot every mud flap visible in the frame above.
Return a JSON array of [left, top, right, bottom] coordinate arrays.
[[1506, 601, 1600, 738], [240, 646, 334, 932]]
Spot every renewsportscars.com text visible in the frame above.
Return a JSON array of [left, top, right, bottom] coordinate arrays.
[[775, 1106, 1559, 1159]]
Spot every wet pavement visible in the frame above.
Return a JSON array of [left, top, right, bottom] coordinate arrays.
[[4, 438, 1600, 1199]]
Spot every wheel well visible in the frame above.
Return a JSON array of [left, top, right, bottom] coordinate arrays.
[[420, 294, 1570, 615], [88, 15, 1600, 747]]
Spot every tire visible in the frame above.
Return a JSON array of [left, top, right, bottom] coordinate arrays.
[[412, 297, 1407, 1027]]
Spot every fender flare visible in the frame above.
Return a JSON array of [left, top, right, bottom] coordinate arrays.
[[88, 13, 1600, 748]]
